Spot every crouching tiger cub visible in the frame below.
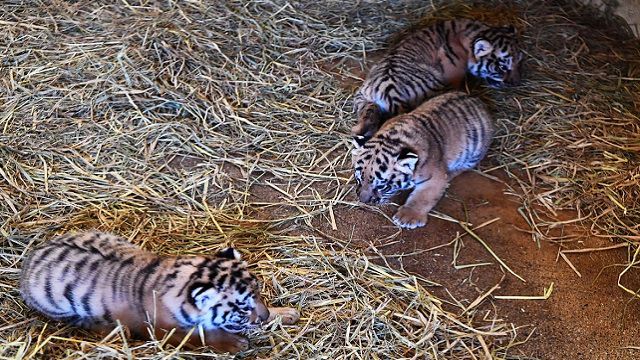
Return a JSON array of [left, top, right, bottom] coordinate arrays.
[[352, 91, 494, 229], [353, 18, 521, 138], [19, 231, 300, 353]]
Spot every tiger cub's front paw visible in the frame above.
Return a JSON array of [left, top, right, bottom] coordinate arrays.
[[393, 206, 428, 229], [207, 331, 249, 354], [267, 307, 300, 325], [226, 336, 249, 354]]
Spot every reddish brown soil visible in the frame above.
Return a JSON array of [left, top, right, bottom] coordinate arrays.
[[311, 168, 640, 359]]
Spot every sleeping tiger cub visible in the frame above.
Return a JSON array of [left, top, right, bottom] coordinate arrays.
[[352, 91, 494, 229], [20, 231, 300, 353], [353, 18, 521, 138]]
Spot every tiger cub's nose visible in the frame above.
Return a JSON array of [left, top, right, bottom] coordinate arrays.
[[259, 309, 270, 322], [358, 190, 374, 203]]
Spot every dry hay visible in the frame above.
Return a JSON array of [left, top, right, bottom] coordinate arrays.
[[0, 0, 638, 359]]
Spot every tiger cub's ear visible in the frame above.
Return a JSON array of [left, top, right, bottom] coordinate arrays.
[[352, 135, 368, 149], [503, 24, 517, 34], [352, 135, 369, 157], [217, 247, 242, 260], [473, 39, 493, 58], [396, 148, 419, 174]]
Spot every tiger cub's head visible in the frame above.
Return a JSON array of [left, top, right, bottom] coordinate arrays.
[[468, 25, 523, 87], [187, 248, 269, 333], [351, 135, 418, 204]]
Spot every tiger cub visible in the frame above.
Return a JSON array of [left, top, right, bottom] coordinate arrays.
[[353, 18, 521, 138], [352, 91, 494, 229], [19, 231, 300, 353]]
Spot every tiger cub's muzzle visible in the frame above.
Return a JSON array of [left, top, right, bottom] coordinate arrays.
[[250, 294, 270, 324], [358, 188, 384, 204]]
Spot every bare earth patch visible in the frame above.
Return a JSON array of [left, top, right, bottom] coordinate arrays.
[[310, 168, 640, 359]]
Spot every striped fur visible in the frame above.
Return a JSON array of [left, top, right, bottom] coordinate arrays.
[[352, 92, 494, 229], [353, 18, 521, 138], [19, 231, 299, 353]]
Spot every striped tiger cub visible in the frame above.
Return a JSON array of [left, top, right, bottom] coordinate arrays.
[[19, 231, 300, 353], [353, 18, 521, 138], [352, 91, 494, 229]]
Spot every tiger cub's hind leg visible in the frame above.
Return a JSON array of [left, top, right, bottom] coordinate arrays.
[[266, 307, 300, 325], [352, 102, 384, 139], [393, 166, 449, 229]]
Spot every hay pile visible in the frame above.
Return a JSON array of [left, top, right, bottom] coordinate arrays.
[[0, 0, 638, 358]]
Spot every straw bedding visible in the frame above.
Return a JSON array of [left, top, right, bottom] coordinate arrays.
[[0, 0, 638, 358]]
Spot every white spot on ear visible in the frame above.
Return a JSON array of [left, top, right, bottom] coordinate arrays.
[[218, 247, 242, 260], [473, 39, 493, 58], [352, 135, 367, 149], [351, 138, 367, 159]]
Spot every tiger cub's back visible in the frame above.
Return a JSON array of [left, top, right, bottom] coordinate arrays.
[[19, 231, 302, 353], [365, 91, 494, 175], [19, 231, 157, 329], [352, 91, 494, 228], [395, 91, 495, 174], [353, 18, 521, 138]]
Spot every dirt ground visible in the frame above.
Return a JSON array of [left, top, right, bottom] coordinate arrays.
[[307, 167, 640, 359]]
